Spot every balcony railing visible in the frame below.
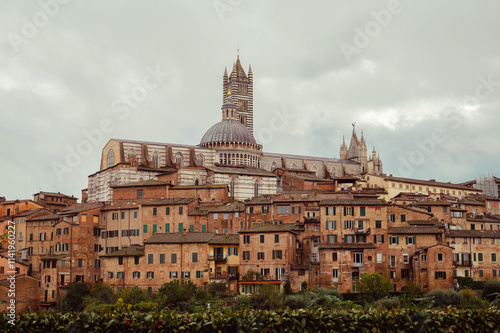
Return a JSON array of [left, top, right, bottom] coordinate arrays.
[[353, 262, 364, 267], [208, 254, 227, 262], [454, 260, 472, 267]]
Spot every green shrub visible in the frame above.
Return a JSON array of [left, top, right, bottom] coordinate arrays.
[[116, 286, 151, 305], [306, 287, 341, 307], [284, 293, 311, 309], [373, 297, 401, 310], [250, 283, 283, 310], [425, 289, 462, 307], [356, 272, 392, 302], [233, 295, 251, 310], [482, 281, 500, 301], [156, 279, 197, 309], [457, 276, 486, 290], [58, 282, 91, 312]]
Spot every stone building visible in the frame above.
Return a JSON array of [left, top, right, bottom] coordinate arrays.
[[32, 191, 78, 212], [87, 55, 383, 203]]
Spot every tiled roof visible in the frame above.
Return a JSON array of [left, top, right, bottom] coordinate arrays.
[[320, 199, 386, 206], [206, 165, 276, 177], [27, 214, 60, 221], [388, 227, 442, 234], [408, 220, 437, 226], [208, 202, 245, 213], [110, 180, 169, 188], [141, 198, 197, 206], [170, 184, 228, 190], [318, 242, 377, 249], [13, 209, 45, 218], [100, 245, 144, 257], [101, 199, 153, 211], [208, 234, 239, 245], [40, 254, 70, 261], [34, 191, 74, 198], [389, 204, 433, 215], [384, 176, 480, 191], [447, 229, 500, 238], [145, 232, 214, 244], [239, 223, 296, 234], [262, 152, 359, 165], [59, 203, 103, 215], [466, 215, 500, 223], [412, 200, 451, 207]]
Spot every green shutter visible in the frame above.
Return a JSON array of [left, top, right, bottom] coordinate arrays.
[[272, 251, 275, 259], [413, 236, 416, 244], [190, 225, 194, 232], [396, 237, 399, 245], [326, 221, 330, 230], [344, 221, 347, 229], [360, 207, 366, 216], [381, 235, 384, 243], [333, 220, 337, 230], [153, 224, 157, 233], [405, 237, 408, 245], [165, 223, 170, 233], [343, 207, 347, 216], [166, 207, 170, 215], [202, 225, 206, 232], [178, 223, 183, 233], [143, 225, 148, 234]]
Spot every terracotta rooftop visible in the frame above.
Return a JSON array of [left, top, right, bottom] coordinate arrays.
[[208, 234, 239, 245], [170, 184, 228, 190], [239, 223, 296, 234], [141, 198, 197, 206], [34, 191, 75, 198], [320, 199, 386, 206], [110, 179, 169, 188], [27, 213, 60, 221], [145, 232, 214, 244], [100, 245, 145, 257], [59, 203, 103, 215], [206, 165, 276, 177], [384, 175, 481, 191], [447, 229, 500, 238], [411, 200, 451, 207], [388, 227, 442, 234]]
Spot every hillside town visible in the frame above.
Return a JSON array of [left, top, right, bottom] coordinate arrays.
[[1, 57, 500, 312]]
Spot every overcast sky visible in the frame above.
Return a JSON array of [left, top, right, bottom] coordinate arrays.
[[1, 1, 499, 201]]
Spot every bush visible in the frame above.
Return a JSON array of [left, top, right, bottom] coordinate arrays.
[[250, 283, 283, 310], [306, 287, 342, 307], [157, 280, 197, 309], [373, 297, 401, 310], [482, 281, 500, 301], [233, 295, 252, 310], [58, 282, 90, 312], [457, 277, 485, 290], [356, 272, 392, 302], [425, 289, 461, 307], [118, 286, 151, 305], [284, 293, 311, 309], [206, 282, 227, 298], [242, 270, 260, 280], [85, 282, 115, 307]]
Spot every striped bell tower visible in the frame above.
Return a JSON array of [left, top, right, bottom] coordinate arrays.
[[223, 54, 254, 133]]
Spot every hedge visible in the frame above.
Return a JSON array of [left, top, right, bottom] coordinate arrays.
[[1, 307, 500, 332]]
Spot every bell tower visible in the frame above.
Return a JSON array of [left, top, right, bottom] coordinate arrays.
[[223, 54, 253, 133]]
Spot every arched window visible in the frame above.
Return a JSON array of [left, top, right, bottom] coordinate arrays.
[[311, 166, 318, 176], [271, 161, 278, 172], [291, 163, 297, 169], [107, 150, 114, 168], [330, 167, 336, 178], [175, 152, 183, 167], [230, 179, 235, 197], [254, 181, 259, 197], [127, 149, 135, 159], [194, 178, 200, 186], [196, 154, 204, 166], [152, 152, 159, 168]]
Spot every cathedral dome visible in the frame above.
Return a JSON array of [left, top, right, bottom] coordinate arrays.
[[200, 119, 257, 145]]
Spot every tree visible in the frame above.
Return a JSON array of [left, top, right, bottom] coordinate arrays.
[[86, 282, 115, 306], [59, 282, 91, 312], [284, 280, 293, 295], [356, 272, 392, 302], [250, 283, 283, 310], [157, 279, 197, 309], [116, 286, 150, 305]]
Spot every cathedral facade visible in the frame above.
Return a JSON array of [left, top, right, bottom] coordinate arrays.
[[87, 56, 383, 202]]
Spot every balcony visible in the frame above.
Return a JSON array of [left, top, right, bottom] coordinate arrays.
[[353, 262, 364, 267], [355, 228, 370, 235], [304, 217, 320, 223], [208, 254, 227, 262], [209, 272, 239, 280], [454, 260, 472, 267]]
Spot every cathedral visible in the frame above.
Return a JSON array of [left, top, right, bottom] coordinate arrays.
[[87, 56, 383, 202]]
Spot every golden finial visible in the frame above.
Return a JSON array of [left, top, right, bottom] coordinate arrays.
[[227, 86, 231, 96]]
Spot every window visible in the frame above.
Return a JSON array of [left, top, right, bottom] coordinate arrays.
[[401, 269, 410, 279], [160, 254, 165, 264], [133, 211, 137, 218], [479, 269, 484, 278], [376, 253, 383, 263], [401, 214, 406, 222], [213, 213, 218, 220], [260, 235, 265, 243], [178, 223, 183, 233], [165, 223, 170, 233], [390, 256, 396, 268], [313, 225, 319, 231], [153, 208, 157, 216], [463, 238, 468, 244], [438, 253, 443, 262], [143, 225, 148, 234], [327, 234, 337, 243], [243, 251, 251, 260], [243, 235, 250, 244], [147, 271, 154, 279], [343, 207, 354, 216], [332, 252, 338, 261], [171, 253, 177, 264], [196, 271, 202, 278], [182, 271, 190, 279], [56, 228, 61, 235], [228, 247, 238, 256], [249, 207, 254, 214], [117, 272, 124, 279], [389, 236, 399, 245], [148, 254, 154, 264], [272, 250, 283, 259], [344, 220, 354, 230], [108, 272, 114, 279], [388, 214, 395, 222], [494, 270, 498, 278], [132, 272, 140, 279], [165, 207, 170, 215], [179, 207, 183, 215], [262, 206, 270, 214], [135, 256, 140, 264], [257, 252, 265, 260], [477, 238, 482, 244], [77, 259, 83, 267], [274, 234, 279, 243], [360, 207, 366, 216], [435, 271, 446, 279], [192, 252, 198, 263], [325, 207, 336, 215], [443, 206, 448, 213], [137, 190, 143, 198], [375, 220, 382, 229], [326, 220, 336, 230], [63, 227, 69, 235], [332, 269, 339, 282], [107, 150, 114, 168], [478, 253, 483, 262], [118, 257, 123, 265], [406, 236, 415, 245], [277, 205, 291, 215], [374, 234, 384, 243], [353, 252, 363, 266], [170, 271, 178, 279], [344, 235, 355, 243], [390, 271, 396, 278], [492, 253, 497, 262]]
